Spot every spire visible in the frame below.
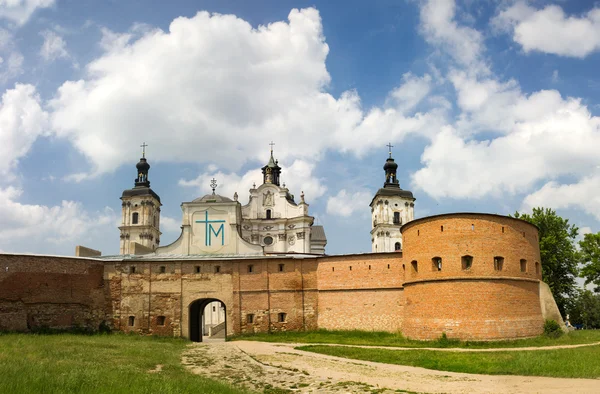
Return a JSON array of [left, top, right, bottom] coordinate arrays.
[[210, 178, 217, 195], [261, 142, 281, 186], [135, 143, 151, 187], [383, 143, 399, 188]]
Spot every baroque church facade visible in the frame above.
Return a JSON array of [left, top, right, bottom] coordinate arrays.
[[119, 146, 326, 257]]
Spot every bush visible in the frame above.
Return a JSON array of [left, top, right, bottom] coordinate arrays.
[[544, 319, 563, 338], [436, 332, 460, 347]]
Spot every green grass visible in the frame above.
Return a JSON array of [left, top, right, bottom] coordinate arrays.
[[296, 344, 600, 378], [230, 328, 600, 349], [0, 333, 250, 394]]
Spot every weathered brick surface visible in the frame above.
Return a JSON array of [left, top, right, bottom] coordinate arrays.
[[0, 213, 547, 341], [401, 214, 544, 340]]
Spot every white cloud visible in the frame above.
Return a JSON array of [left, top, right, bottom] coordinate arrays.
[[0, 186, 116, 245], [0, 28, 23, 82], [326, 189, 372, 217], [179, 159, 326, 205], [494, 2, 600, 58], [48, 8, 443, 179], [39, 29, 68, 61], [0, 0, 54, 26], [159, 215, 181, 234], [0, 84, 49, 177], [522, 172, 600, 222]]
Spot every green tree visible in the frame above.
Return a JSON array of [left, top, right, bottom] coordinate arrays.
[[568, 289, 600, 329], [513, 207, 579, 316], [579, 232, 600, 293]]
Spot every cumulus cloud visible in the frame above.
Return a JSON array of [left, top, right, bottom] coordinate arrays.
[[179, 159, 326, 205], [0, 0, 54, 26], [0, 84, 49, 177], [493, 2, 600, 58], [411, 0, 600, 210], [0, 28, 23, 82], [0, 186, 116, 245], [39, 29, 68, 61], [326, 189, 372, 217], [48, 8, 442, 179]]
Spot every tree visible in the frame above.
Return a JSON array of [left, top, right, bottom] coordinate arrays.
[[513, 207, 579, 316], [579, 232, 600, 293], [568, 289, 600, 329]]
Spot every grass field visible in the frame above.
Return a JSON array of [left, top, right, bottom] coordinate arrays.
[[0, 333, 249, 394], [231, 328, 600, 349], [296, 344, 600, 379]]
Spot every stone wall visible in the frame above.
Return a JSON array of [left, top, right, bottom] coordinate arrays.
[[0, 254, 109, 332]]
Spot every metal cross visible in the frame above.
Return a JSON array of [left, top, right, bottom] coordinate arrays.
[[269, 141, 275, 152], [140, 142, 148, 158], [210, 178, 217, 194], [386, 142, 394, 158]]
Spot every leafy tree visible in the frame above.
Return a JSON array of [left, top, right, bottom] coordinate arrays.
[[579, 232, 600, 293], [513, 207, 579, 316], [568, 289, 600, 329]]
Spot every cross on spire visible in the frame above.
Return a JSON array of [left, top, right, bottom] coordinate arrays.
[[141, 142, 148, 158], [210, 178, 217, 195], [269, 141, 275, 154], [387, 142, 394, 158]]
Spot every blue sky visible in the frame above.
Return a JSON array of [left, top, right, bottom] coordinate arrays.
[[0, 0, 599, 260]]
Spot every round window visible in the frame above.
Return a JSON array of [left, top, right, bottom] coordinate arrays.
[[264, 236, 273, 245]]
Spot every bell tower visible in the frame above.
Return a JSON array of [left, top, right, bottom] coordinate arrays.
[[119, 143, 162, 255], [370, 143, 415, 253]]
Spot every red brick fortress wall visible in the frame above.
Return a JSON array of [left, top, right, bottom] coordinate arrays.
[[0, 254, 109, 332], [400, 213, 544, 340]]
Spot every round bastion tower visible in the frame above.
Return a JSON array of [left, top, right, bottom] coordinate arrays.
[[119, 144, 162, 255], [370, 145, 415, 252]]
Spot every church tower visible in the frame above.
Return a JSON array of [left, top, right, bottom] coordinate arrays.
[[119, 143, 162, 255], [370, 144, 415, 253]]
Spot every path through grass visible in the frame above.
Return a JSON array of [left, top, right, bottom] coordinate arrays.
[[296, 344, 600, 378], [0, 333, 249, 394], [231, 329, 600, 349]]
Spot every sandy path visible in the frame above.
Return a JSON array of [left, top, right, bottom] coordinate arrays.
[[183, 341, 600, 394]]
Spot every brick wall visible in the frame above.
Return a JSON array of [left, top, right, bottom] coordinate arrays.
[[401, 213, 544, 340], [0, 254, 109, 332]]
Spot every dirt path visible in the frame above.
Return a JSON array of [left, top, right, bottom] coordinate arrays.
[[182, 341, 600, 394]]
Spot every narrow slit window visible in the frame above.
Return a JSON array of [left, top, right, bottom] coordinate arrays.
[[368, 265, 371, 270], [461, 255, 473, 270], [520, 259, 527, 272], [411, 260, 418, 273], [278, 264, 284, 272], [248, 265, 254, 273], [247, 314, 254, 324], [159, 266, 166, 273], [432, 257, 442, 271], [535, 262, 540, 275], [471, 224, 474, 231], [278, 312, 287, 323], [266, 209, 272, 219], [349, 266, 352, 271], [157, 316, 166, 326], [441, 225, 444, 232], [502, 226, 505, 233], [332, 267, 335, 272], [215, 266, 220, 273], [128, 316, 135, 326], [387, 264, 390, 269], [195, 266, 201, 273], [130, 266, 136, 274], [494, 256, 504, 271]]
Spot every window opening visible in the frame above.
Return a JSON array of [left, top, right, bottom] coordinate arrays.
[[195, 266, 200, 273], [535, 262, 540, 275], [411, 260, 418, 273], [264, 236, 273, 245], [159, 266, 166, 273], [278, 313, 287, 323], [394, 242, 401, 251], [266, 209, 272, 219], [432, 257, 442, 271], [471, 224, 474, 231], [368, 265, 371, 270], [332, 267, 335, 272], [494, 256, 504, 271], [157, 316, 166, 326], [128, 316, 135, 326], [520, 259, 527, 272], [248, 265, 254, 273], [213, 306, 216, 312], [215, 266, 220, 273], [387, 264, 390, 269], [132, 212, 139, 224], [393, 212, 400, 225], [130, 266, 136, 274], [278, 264, 284, 272], [349, 266, 352, 271], [461, 255, 473, 270], [441, 225, 444, 232], [247, 314, 254, 324], [502, 226, 505, 233]]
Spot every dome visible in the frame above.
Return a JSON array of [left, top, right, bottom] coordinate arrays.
[[136, 158, 150, 172], [383, 158, 398, 172], [192, 194, 233, 203]]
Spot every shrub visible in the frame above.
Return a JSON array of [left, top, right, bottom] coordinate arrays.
[[544, 319, 563, 338], [436, 332, 460, 347]]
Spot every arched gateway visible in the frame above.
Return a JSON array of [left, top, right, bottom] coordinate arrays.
[[189, 298, 226, 342]]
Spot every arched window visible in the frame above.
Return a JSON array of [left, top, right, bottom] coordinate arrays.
[[432, 257, 442, 271], [266, 209, 272, 219], [132, 212, 139, 224], [395, 242, 401, 251], [393, 212, 401, 224], [461, 255, 473, 270], [520, 259, 527, 272]]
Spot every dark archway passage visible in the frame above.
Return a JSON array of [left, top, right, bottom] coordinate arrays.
[[189, 298, 226, 342]]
